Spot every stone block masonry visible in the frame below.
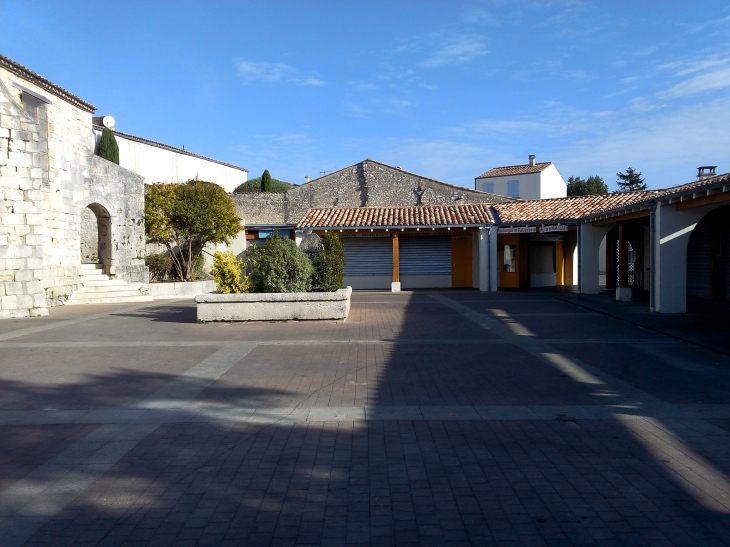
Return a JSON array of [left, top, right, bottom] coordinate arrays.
[[0, 60, 149, 317]]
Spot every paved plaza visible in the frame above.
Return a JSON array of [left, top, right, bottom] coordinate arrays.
[[0, 291, 729, 546]]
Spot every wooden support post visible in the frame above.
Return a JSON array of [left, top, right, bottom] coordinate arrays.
[[391, 232, 400, 292]]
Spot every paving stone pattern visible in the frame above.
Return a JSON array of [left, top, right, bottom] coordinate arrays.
[[0, 291, 729, 546]]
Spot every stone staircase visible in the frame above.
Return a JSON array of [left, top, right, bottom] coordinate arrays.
[[66, 263, 152, 305]]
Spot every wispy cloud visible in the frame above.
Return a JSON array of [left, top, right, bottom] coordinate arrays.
[[236, 60, 325, 86], [418, 34, 489, 68], [658, 56, 730, 99]]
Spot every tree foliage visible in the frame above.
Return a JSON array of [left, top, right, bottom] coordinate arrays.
[[98, 127, 119, 164], [567, 175, 609, 196], [261, 169, 273, 192], [616, 167, 647, 192], [145, 180, 242, 281], [244, 233, 313, 293], [145, 252, 173, 282], [234, 176, 290, 193], [311, 232, 346, 292], [211, 251, 250, 293]]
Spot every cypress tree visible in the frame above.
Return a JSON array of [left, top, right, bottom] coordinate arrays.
[[98, 127, 119, 165], [261, 169, 272, 192]]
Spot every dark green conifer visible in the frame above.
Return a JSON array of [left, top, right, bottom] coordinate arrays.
[[261, 169, 272, 192], [98, 127, 119, 165]]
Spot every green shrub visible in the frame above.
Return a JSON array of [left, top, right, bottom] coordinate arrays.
[[98, 127, 119, 164], [233, 177, 290, 193], [145, 252, 173, 282], [145, 180, 242, 281], [245, 233, 313, 293], [211, 251, 249, 293], [311, 232, 346, 292]]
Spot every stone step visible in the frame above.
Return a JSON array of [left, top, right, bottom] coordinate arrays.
[[81, 263, 105, 271], [80, 273, 111, 281], [80, 279, 130, 287], [65, 295, 153, 305], [74, 287, 147, 297]]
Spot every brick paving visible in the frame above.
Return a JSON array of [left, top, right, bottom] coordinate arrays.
[[0, 291, 729, 546]]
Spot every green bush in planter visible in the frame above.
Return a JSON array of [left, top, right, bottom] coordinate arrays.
[[312, 232, 346, 292], [245, 233, 313, 293]]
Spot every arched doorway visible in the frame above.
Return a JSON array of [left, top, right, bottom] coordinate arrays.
[[686, 205, 730, 301], [80, 203, 112, 273]]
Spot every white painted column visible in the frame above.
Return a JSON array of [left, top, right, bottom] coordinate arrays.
[[478, 226, 489, 292]]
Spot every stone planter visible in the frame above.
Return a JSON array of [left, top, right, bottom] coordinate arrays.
[[149, 280, 217, 299], [196, 287, 352, 322]]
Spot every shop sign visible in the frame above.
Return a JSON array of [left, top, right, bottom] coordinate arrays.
[[539, 225, 569, 233], [497, 226, 537, 234]]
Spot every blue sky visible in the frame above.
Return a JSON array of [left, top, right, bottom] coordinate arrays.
[[2, 1, 729, 191]]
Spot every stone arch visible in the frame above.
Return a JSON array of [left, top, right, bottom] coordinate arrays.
[[686, 205, 730, 301], [81, 202, 113, 273]]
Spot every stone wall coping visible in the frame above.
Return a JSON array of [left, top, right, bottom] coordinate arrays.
[[196, 287, 352, 303]]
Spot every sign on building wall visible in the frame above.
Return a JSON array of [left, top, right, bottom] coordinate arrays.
[[539, 225, 569, 233], [497, 226, 537, 234]]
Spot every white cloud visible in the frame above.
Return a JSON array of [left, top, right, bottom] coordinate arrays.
[[418, 35, 489, 68], [660, 65, 730, 99], [236, 61, 293, 82], [236, 60, 325, 86]]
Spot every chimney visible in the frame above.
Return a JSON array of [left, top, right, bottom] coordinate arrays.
[[697, 166, 717, 181], [528, 155, 536, 167], [304, 175, 310, 184]]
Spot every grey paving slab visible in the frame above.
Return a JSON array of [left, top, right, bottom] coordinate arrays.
[[0, 291, 729, 546]]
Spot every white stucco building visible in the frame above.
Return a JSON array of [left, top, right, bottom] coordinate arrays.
[[475, 155, 566, 200], [92, 121, 248, 193]]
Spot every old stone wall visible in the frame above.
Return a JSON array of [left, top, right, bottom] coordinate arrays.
[[0, 79, 47, 318], [233, 159, 513, 226]]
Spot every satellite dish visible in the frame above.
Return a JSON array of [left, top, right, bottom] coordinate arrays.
[[102, 115, 115, 129]]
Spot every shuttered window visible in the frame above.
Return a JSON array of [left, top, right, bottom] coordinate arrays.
[[400, 236, 451, 275], [343, 237, 392, 275]]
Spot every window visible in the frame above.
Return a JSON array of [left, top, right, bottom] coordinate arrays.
[[503, 245, 516, 272], [507, 180, 520, 198], [481, 182, 494, 193], [21, 92, 45, 122]]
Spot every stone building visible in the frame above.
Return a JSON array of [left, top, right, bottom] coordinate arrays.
[[0, 54, 149, 317]]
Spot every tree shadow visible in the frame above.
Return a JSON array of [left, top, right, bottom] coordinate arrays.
[[3, 290, 730, 545]]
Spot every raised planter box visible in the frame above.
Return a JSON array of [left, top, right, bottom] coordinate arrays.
[[149, 280, 217, 299], [196, 287, 352, 322]]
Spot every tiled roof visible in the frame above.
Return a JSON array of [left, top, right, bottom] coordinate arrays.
[[656, 171, 730, 198], [298, 204, 495, 229], [0, 54, 96, 113], [492, 191, 659, 223], [94, 126, 248, 173], [477, 162, 552, 179]]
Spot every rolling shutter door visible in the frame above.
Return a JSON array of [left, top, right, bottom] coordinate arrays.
[[400, 236, 451, 275], [343, 237, 392, 275]]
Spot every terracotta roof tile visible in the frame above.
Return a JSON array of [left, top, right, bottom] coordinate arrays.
[[492, 191, 659, 223], [298, 204, 495, 229], [477, 162, 552, 179], [0, 54, 96, 113], [656, 171, 730, 197]]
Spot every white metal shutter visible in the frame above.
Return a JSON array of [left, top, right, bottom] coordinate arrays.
[[400, 236, 451, 275], [343, 237, 392, 275]]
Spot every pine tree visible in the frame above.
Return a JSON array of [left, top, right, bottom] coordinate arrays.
[[261, 169, 272, 192], [616, 167, 647, 192], [98, 127, 119, 165]]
